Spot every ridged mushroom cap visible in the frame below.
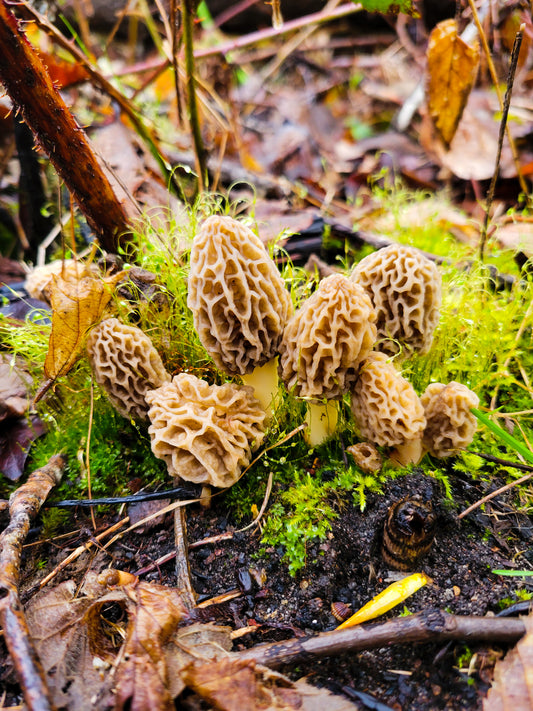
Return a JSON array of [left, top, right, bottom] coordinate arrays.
[[351, 352, 426, 447], [187, 215, 292, 375], [279, 274, 377, 400], [350, 243, 442, 357], [421, 381, 479, 457], [86, 318, 170, 421], [146, 373, 266, 487]]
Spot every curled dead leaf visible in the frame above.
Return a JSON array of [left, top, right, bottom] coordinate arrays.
[[427, 19, 480, 147]]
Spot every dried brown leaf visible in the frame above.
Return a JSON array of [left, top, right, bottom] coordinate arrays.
[[182, 657, 359, 711], [427, 19, 480, 147], [483, 615, 533, 711]]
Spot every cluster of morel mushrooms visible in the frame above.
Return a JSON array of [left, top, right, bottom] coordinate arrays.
[[72, 215, 479, 496]]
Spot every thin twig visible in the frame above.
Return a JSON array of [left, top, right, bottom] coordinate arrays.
[[182, 0, 207, 193], [0, 455, 66, 711], [466, 0, 528, 200], [236, 608, 525, 669], [479, 24, 525, 261], [173, 478, 197, 609], [458, 452, 533, 519]]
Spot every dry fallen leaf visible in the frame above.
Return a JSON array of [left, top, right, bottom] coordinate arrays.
[[483, 614, 533, 710], [38, 263, 123, 399], [427, 19, 480, 147]]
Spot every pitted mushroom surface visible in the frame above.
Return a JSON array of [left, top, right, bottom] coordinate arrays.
[[146, 373, 266, 488], [187, 215, 292, 376], [351, 352, 426, 452], [350, 243, 442, 356], [86, 317, 170, 420], [421, 381, 479, 457], [279, 274, 377, 400]]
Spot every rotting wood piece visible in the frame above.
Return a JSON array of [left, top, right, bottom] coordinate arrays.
[[236, 608, 526, 670], [0, 454, 66, 711], [0, 1, 130, 254]]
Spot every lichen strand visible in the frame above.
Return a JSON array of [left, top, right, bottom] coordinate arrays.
[[187, 215, 292, 375], [421, 381, 479, 457], [351, 243, 442, 356], [279, 274, 377, 399], [351, 352, 426, 447], [86, 317, 170, 420], [146, 373, 266, 487]]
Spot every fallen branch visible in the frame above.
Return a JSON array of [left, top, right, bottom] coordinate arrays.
[[0, 1, 130, 253], [236, 608, 525, 669], [0, 454, 66, 711]]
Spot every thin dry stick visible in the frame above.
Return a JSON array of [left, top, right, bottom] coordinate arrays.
[[0, 455, 66, 711], [86, 381, 96, 531], [182, 0, 207, 192], [170, 0, 184, 127], [458, 452, 533, 519], [467, 0, 529, 197], [194, 3, 363, 59], [37, 517, 129, 590], [173, 478, 196, 610], [236, 608, 525, 669], [479, 24, 525, 261]]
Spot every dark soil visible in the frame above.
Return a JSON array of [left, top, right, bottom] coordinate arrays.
[[4, 465, 531, 710]]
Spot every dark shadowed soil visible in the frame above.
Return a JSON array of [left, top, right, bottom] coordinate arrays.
[[3, 465, 531, 710]]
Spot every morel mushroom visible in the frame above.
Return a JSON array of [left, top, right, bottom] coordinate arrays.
[[187, 215, 292, 412], [146, 373, 266, 488], [350, 352, 426, 466], [279, 274, 377, 446], [350, 243, 442, 357], [421, 381, 479, 458], [86, 317, 170, 420]]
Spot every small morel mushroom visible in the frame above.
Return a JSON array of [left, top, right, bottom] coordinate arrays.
[[421, 381, 479, 458], [187, 215, 292, 412], [146, 373, 266, 488], [279, 274, 377, 445], [26, 259, 98, 303], [86, 317, 170, 420], [350, 352, 426, 466], [346, 442, 382, 474], [350, 243, 442, 357]]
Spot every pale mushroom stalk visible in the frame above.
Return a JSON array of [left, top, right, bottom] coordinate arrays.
[[389, 437, 424, 467], [240, 357, 280, 414], [187, 215, 292, 419], [279, 274, 377, 447], [304, 399, 339, 448]]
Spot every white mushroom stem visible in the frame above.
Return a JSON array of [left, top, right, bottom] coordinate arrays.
[[304, 400, 339, 447], [240, 357, 280, 417], [390, 437, 425, 467]]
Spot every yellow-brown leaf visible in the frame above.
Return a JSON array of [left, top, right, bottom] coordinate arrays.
[[427, 19, 480, 147], [43, 267, 122, 383]]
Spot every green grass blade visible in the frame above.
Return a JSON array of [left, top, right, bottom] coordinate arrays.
[[472, 408, 533, 465]]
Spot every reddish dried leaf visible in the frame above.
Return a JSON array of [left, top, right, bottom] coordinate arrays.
[[0, 416, 46, 481], [427, 19, 480, 147], [483, 615, 533, 710]]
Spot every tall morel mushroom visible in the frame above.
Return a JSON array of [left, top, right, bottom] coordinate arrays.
[[279, 274, 377, 445], [146, 373, 266, 488], [187, 215, 292, 412], [420, 381, 479, 458], [86, 317, 170, 420], [350, 352, 426, 466], [350, 243, 442, 357]]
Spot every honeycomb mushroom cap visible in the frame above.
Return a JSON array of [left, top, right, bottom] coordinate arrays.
[[187, 215, 293, 375], [350, 244, 442, 356], [351, 352, 426, 447], [146, 373, 266, 488], [86, 318, 170, 420], [421, 381, 479, 457], [279, 274, 377, 399]]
